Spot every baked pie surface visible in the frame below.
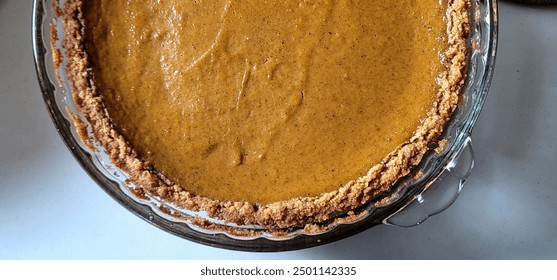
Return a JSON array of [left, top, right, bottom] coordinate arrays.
[[59, 0, 470, 229]]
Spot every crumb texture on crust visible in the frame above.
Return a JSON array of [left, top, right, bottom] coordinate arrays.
[[58, 0, 470, 229]]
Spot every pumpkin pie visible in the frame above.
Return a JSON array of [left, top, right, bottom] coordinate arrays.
[[57, 0, 470, 230]]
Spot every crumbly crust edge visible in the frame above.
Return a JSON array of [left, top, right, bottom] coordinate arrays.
[[58, 0, 470, 230]]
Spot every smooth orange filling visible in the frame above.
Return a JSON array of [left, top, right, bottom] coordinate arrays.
[[84, 0, 448, 203]]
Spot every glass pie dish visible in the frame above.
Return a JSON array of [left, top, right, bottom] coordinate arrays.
[[32, 0, 498, 251]]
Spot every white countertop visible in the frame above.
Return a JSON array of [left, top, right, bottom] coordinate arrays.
[[1, 1, 556, 259]]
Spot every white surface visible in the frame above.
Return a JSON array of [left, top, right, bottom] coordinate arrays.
[[1, 1, 557, 259]]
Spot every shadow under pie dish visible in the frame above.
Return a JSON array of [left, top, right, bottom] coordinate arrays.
[[34, 0, 497, 250]]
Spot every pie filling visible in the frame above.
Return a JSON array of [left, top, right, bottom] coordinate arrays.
[[59, 0, 469, 229]]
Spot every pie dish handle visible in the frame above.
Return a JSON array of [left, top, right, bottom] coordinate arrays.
[[383, 136, 474, 227]]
